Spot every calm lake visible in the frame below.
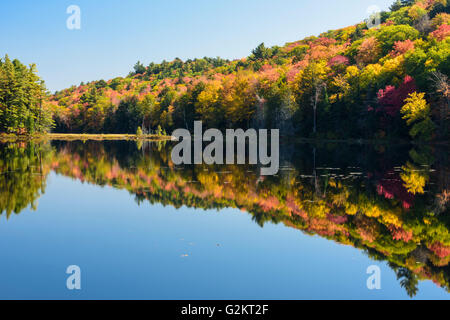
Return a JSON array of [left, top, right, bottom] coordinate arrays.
[[0, 140, 449, 300]]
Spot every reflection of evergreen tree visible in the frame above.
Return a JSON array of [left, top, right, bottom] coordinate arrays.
[[251, 208, 283, 227], [396, 267, 419, 298], [0, 142, 51, 218]]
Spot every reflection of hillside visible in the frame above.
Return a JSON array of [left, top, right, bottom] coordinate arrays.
[[1, 140, 449, 296]]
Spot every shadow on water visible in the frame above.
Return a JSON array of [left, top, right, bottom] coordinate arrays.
[[0, 139, 449, 297]]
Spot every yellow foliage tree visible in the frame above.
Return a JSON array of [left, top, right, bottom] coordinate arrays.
[[401, 92, 435, 140], [195, 81, 222, 127]]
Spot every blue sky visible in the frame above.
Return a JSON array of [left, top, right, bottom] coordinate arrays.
[[1, 0, 394, 92]]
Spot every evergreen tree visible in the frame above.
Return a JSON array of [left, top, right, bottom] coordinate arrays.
[[0, 55, 53, 134]]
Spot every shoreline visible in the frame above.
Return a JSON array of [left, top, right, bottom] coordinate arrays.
[[0, 133, 174, 142], [0, 133, 448, 146]]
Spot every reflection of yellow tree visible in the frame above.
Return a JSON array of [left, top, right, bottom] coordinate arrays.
[[197, 171, 223, 198], [400, 162, 429, 194]]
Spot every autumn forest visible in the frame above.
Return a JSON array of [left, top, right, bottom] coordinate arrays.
[[0, 0, 449, 141], [0, 0, 449, 300]]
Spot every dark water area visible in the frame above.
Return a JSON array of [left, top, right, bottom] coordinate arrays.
[[0, 140, 448, 299]]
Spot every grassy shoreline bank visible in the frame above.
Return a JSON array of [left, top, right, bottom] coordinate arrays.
[[1, 133, 448, 146], [0, 133, 173, 142]]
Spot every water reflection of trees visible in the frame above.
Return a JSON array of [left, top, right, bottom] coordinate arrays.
[[0, 140, 449, 296], [0, 142, 52, 218]]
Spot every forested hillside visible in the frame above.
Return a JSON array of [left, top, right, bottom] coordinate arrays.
[[2, 0, 449, 140]]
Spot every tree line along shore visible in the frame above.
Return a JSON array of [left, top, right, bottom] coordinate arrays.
[[1, 0, 449, 142]]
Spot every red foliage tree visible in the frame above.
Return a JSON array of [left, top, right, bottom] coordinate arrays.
[[377, 75, 417, 117], [430, 24, 450, 41], [390, 40, 415, 57], [328, 55, 349, 67]]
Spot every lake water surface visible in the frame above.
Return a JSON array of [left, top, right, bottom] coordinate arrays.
[[0, 140, 449, 299]]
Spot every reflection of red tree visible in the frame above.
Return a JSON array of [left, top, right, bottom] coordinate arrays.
[[429, 241, 450, 258], [377, 171, 415, 209], [388, 225, 413, 242], [327, 213, 348, 225], [309, 217, 348, 238], [286, 195, 307, 219], [258, 196, 281, 212], [355, 215, 378, 243]]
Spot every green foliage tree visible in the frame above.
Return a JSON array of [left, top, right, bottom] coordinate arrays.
[[0, 55, 53, 134], [114, 96, 142, 133], [375, 25, 420, 54], [133, 61, 146, 75], [250, 43, 271, 61]]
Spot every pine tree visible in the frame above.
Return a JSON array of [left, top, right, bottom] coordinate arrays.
[[0, 55, 53, 134]]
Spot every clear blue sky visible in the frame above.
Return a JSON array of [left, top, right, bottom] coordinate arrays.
[[1, 0, 394, 92]]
